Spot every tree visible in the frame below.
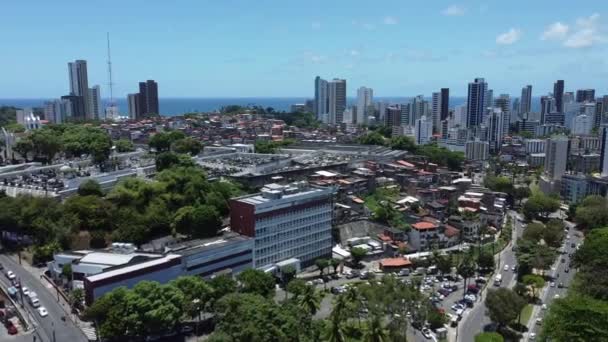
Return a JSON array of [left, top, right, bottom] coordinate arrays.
[[572, 227, 608, 299], [351, 247, 367, 266], [358, 131, 386, 146], [543, 219, 565, 248], [541, 294, 608, 341], [114, 139, 134, 153], [208, 275, 237, 304], [522, 274, 545, 300], [436, 254, 453, 275], [30, 128, 62, 163], [155, 151, 194, 171], [513, 187, 531, 206], [522, 222, 545, 242], [77, 179, 103, 197], [298, 285, 323, 316], [329, 258, 341, 274], [458, 255, 476, 297], [13, 138, 34, 161], [237, 269, 276, 298], [363, 313, 388, 342], [171, 137, 202, 155], [485, 288, 527, 327], [149, 131, 186, 152], [69, 288, 84, 311], [575, 195, 608, 229], [475, 332, 504, 342], [484, 175, 514, 194], [315, 258, 329, 277], [390, 136, 417, 152], [286, 279, 307, 299], [477, 251, 495, 270], [170, 276, 213, 319], [62, 263, 73, 281], [523, 192, 560, 220]]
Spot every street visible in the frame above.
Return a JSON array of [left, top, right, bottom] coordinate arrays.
[[0, 254, 87, 342]]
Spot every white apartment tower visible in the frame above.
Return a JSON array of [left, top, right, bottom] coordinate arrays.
[[356, 87, 373, 125]]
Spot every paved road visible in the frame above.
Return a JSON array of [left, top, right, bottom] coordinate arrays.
[[524, 222, 581, 341], [0, 254, 87, 342], [456, 210, 522, 342]]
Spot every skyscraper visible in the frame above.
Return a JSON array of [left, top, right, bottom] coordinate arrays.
[[540, 96, 556, 124], [553, 80, 564, 113], [68, 60, 90, 118], [88, 85, 102, 120], [356, 86, 373, 125], [415, 115, 433, 145], [519, 85, 532, 116], [466, 78, 487, 127], [61, 94, 85, 120], [494, 94, 511, 134], [127, 93, 140, 120], [314, 76, 329, 121], [576, 89, 595, 103], [410, 95, 429, 127], [328, 79, 346, 125], [485, 108, 507, 152], [431, 88, 449, 134], [138, 80, 159, 117], [544, 136, 569, 181]]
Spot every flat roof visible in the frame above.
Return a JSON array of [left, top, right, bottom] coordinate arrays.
[[79, 252, 149, 266], [86, 254, 182, 283], [170, 232, 252, 257]]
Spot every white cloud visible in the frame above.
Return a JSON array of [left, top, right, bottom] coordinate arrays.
[[384, 16, 398, 25], [541, 14, 605, 48], [496, 28, 522, 45], [541, 22, 569, 40], [311, 21, 321, 30], [442, 5, 465, 16]]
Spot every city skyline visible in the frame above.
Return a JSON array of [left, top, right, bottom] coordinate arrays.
[[2, 1, 608, 98]]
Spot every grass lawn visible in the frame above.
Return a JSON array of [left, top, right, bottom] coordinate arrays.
[[519, 304, 534, 325]]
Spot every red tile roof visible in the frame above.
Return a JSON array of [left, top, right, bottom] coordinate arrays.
[[380, 258, 412, 268], [412, 221, 439, 230], [444, 225, 460, 238]]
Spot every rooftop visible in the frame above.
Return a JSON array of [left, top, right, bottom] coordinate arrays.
[[380, 258, 412, 268], [412, 222, 439, 231]]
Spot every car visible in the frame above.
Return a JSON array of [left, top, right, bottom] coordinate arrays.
[[180, 325, 194, 335], [421, 328, 432, 339], [5, 321, 17, 335], [571, 243, 576, 248], [565, 268, 570, 273], [38, 307, 48, 317], [561, 258, 566, 263], [550, 281, 556, 287], [558, 282, 564, 288], [530, 332, 537, 340], [504, 265, 509, 271], [542, 304, 548, 310], [6, 271, 15, 280], [313, 278, 324, 285], [536, 318, 542, 325], [566, 235, 570, 240], [554, 294, 560, 299], [511, 265, 517, 272], [451, 304, 464, 311], [21, 286, 29, 296]]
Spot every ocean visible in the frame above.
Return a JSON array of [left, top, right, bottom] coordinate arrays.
[[0, 96, 540, 117]]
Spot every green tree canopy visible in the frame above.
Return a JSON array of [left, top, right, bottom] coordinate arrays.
[[485, 288, 527, 327], [114, 139, 134, 153], [236, 269, 276, 298], [575, 195, 608, 229], [77, 179, 103, 197], [171, 137, 202, 155]]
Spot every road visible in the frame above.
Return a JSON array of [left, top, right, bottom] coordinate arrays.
[[524, 221, 581, 341], [0, 254, 87, 342], [456, 210, 522, 342]]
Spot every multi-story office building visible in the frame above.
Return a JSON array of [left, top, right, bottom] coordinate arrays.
[[43, 99, 73, 124], [485, 108, 508, 152], [572, 114, 593, 135], [356, 86, 373, 125], [594, 100, 604, 130], [314, 76, 329, 122], [466, 78, 488, 127], [544, 136, 569, 181], [61, 94, 85, 120], [88, 85, 102, 120], [540, 96, 556, 124], [138, 80, 159, 117], [328, 79, 346, 125], [494, 94, 511, 132], [601, 127, 608, 177], [569, 153, 600, 174], [230, 182, 335, 269], [410, 95, 429, 127], [576, 89, 595, 103], [68, 60, 90, 119], [519, 85, 532, 116], [553, 80, 565, 113], [127, 93, 140, 120], [561, 174, 589, 204], [525, 139, 546, 154]]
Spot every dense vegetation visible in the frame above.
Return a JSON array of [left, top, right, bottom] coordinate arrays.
[[0, 165, 241, 262], [522, 192, 560, 221], [541, 227, 608, 341], [254, 139, 295, 154], [573, 195, 608, 230], [86, 269, 442, 342]]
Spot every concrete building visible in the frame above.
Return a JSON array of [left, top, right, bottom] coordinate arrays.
[[230, 182, 335, 269], [408, 221, 440, 251], [601, 127, 608, 177], [485, 108, 508, 152], [540, 96, 556, 124], [528, 153, 546, 168], [61, 94, 85, 120], [561, 174, 589, 204], [465, 140, 489, 161], [356, 86, 373, 125], [138, 80, 159, 117], [467, 78, 488, 127], [544, 136, 569, 181], [328, 79, 346, 125], [576, 89, 595, 103], [88, 85, 102, 120], [520, 85, 532, 117], [525, 139, 546, 154], [572, 114, 594, 135], [314, 76, 329, 121], [127, 93, 140, 120], [432, 89, 449, 133], [68, 60, 90, 119], [415, 115, 433, 145]]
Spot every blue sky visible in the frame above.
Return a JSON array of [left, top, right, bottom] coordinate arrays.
[[2, 0, 608, 98]]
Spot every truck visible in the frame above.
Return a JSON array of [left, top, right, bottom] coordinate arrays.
[[27, 291, 40, 308], [494, 274, 502, 286]]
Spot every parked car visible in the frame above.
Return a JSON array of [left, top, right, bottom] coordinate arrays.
[[558, 282, 564, 288], [421, 328, 432, 339], [38, 307, 48, 317], [6, 271, 15, 280], [21, 286, 29, 296], [536, 318, 542, 325], [503, 265, 509, 271], [5, 321, 17, 335]]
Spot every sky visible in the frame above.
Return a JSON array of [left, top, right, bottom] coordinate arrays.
[[2, 0, 608, 99]]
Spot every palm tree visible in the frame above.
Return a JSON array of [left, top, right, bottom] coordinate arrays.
[[363, 313, 388, 342], [458, 255, 476, 298], [325, 298, 348, 342], [299, 285, 322, 316]]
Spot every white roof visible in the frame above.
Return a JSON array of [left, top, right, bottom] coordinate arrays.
[[397, 196, 419, 204], [79, 252, 140, 266], [87, 254, 181, 282], [316, 170, 338, 177]]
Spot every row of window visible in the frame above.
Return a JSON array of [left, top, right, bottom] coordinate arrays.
[[256, 222, 330, 244], [256, 231, 331, 255], [256, 213, 331, 236], [256, 238, 332, 266], [255, 204, 330, 224]]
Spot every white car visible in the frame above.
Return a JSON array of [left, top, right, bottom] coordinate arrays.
[[6, 271, 15, 280], [38, 307, 48, 317], [542, 304, 548, 310], [536, 318, 542, 325], [554, 294, 560, 299], [530, 332, 537, 340], [21, 286, 29, 296], [503, 265, 509, 271], [550, 282, 556, 287], [421, 328, 432, 339]]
